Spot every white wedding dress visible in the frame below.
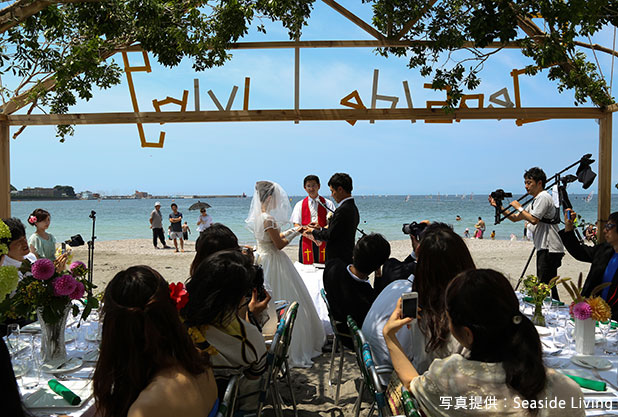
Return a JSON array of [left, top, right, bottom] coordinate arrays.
[[256, 212, 325, 368]]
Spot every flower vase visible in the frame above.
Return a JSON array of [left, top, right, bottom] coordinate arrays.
[[36, 305, 70, 365], [532, 304, 546, 327], [575, 318, 596, 355]]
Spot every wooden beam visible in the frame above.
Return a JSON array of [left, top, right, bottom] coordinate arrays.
[[3, 107, 605, 126], [321, 0, 386, 41], [597, 113, 613, 243], [396, 0, 438, 40], [0, 121, 9, 218], [121, 40, 524, 52]]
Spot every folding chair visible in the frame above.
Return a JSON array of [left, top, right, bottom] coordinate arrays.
[[320, 288, 354, 405], [347, 316, 392, 417], [216, 374, 240, 417], [256, 301, 299, 417]]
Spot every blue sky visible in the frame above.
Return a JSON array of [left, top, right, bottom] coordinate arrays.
[[7, 3, 618, 197]]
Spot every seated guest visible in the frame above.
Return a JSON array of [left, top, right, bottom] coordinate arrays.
[[362, 223, 473, 386], [182, 250, 267, 409], [189, 223, 272, 332], [1, 218, 37, 272], [323, 233, 390, 347], [560, 210, 618, 319], [374, 221, 428, 295], [384, 269, 584, 416], [93, 266, 218, 417]]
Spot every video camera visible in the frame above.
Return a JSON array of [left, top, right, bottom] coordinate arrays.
[[402, 222, 428, 240], [248, 264, 268, 301]]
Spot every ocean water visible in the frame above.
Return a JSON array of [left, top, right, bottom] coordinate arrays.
[[8, 193, 612, 244]]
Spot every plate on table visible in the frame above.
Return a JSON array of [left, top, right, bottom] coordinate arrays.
[[24, 380, 92, 409], [313, 263, 325, 269], [41, 357, 83, 374], [535, 326, 551, 337], [559, 368, 618, 395], [21, 322, 41, 333], [570, 355, 613, 371]]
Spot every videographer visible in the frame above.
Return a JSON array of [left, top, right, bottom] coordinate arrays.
[[489, 167, 565, 300], [374, 221, 428, 295]]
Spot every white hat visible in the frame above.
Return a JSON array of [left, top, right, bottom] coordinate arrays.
[[154, 201, 161, 206]]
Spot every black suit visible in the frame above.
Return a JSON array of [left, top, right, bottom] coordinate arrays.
[[560, 229, 618, 319], [312, 198, 359, 264], [374, 255, 416, 295], [323, 258, 376, 348]]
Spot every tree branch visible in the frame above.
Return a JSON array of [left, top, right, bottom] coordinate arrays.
[[0, 0, 102, 34]]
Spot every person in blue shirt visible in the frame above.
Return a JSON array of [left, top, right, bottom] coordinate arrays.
[[560, 210, 618, 319]]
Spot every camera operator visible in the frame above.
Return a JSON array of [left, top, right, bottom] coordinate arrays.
[[374, 221, 428, 295], [489, 167, 565, 300]]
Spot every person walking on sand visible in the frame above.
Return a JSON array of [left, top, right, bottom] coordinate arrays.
[[196, 208, 213, 234], [149, 202, 170, 249], [474, 217, 486, 239], [169, 203, 184, 252], [182, 222, 191, 241]]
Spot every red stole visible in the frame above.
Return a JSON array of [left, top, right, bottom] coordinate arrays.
[[301, 196, 327, 264]]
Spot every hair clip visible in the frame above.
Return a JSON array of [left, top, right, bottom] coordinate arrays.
[[28, 215, 38, 225], [169, 282, 189, 311], [512, 315, 522, 325]]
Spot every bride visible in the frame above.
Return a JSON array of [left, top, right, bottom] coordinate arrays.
[[246, 181, 325, 368]]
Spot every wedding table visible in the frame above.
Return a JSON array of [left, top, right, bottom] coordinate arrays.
[[9, 316, 99, 417], [520, 295, 618, 416], [294, 261, 333, 336]]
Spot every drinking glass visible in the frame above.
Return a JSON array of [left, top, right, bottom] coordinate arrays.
[[563, 318, 574, 355], [7, 323, 20, 353], [600, 320, 612, 354], [543, 297, 552, 316]]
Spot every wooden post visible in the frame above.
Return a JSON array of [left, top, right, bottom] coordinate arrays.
[[0, 121, 10, 218], [597, 113, 612, 243]]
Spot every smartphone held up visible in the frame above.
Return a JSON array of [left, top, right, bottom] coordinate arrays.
[[401, 292, 418, 319]]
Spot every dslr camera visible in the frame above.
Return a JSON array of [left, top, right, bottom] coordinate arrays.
[[249, 264, 268, 302], [402, 222, 428, 240], [490, 189, 513, 203]]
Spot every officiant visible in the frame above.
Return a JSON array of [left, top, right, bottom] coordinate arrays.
[[291, 175, 336, 264]]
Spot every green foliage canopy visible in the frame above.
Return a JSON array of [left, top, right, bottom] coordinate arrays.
[[1, 0, 616, 141]]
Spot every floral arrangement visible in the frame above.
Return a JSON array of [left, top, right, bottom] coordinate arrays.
[[0, 258, 98, 325], [522, 274, 567, 305], [563, 273, 611, 322], [0, 219, 19, 301]]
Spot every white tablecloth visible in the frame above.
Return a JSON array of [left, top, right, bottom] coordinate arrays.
[[294, 262, 333, 337], [521, 298, 618, 415]]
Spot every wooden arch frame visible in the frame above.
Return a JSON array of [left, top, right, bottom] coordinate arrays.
[[0, 0, 615, 240]]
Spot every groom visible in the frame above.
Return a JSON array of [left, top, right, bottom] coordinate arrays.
[[306, 173, 359, 264]]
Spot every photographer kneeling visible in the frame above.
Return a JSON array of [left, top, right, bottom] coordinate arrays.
[[489, 167, 564, 300], [560, 210, 618, 320]]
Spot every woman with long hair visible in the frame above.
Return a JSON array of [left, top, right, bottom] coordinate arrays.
[[245, 181, 325, 367], [182, 249, 267, 409], [412, 223, 476, 364], [384, 269, 584, 416], [93, 266, 217, 417]]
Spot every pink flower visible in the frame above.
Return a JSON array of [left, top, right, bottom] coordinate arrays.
[[69, 261, 87, 277], [573, 302, 593, 320], [31, 259, 55, 280], [53, 274, 78, 297], [28, 215, 37, 225], [69, 281, 85, 300]]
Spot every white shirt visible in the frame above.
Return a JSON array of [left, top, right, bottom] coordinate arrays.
[[526, 190, 564, 253], [290, 196, 336, 224], [196, 214, 213, 233], [337, 196, 354, 207], [2, 253, 36, 279]]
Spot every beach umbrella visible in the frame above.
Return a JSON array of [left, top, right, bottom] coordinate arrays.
[[189, 201, 211, 210]]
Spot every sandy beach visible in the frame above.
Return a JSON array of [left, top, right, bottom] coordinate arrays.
[[70, 238, 589, 416]]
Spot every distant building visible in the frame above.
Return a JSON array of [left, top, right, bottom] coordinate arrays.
[[134, 190, 149, 199], [12, 185, 76, 200]]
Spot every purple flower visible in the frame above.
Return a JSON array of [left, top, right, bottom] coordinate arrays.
[[69, 281, 85, 300], [31, 259, 55, 280], [69, 261, 87, 277], [573, 302, 593, 320], [53, 274, 78, 297]]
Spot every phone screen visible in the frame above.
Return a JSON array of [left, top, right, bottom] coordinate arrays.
[[61, 242, 67, 254], [402, 294, 418, 319]]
